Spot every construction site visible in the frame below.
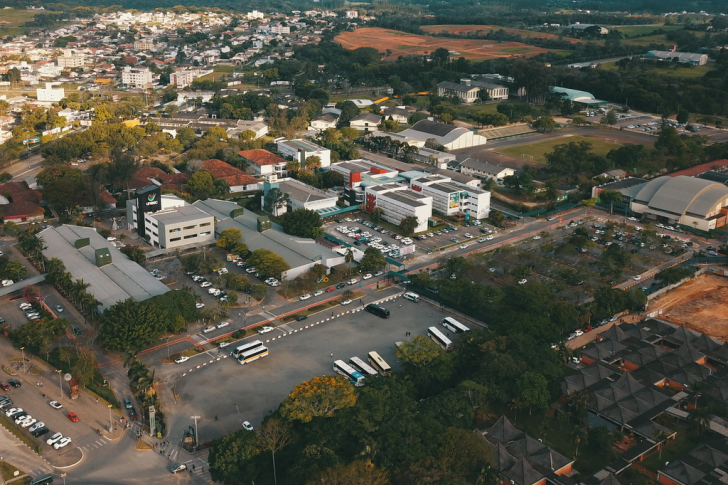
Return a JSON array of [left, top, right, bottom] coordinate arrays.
[[648, 272, 728, 341]]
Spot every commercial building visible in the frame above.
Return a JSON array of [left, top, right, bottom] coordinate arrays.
[[459, 158, 515, 182], [644, 50, 708, 66], [413, 147, 457, 168], [39, 224, 169, 311], [410, 174, 490, 219], [56, 49, 85, 68], [126, 185, 215, 249], [193, 198, 346, 280], [36, 83, 65, 103], [275, 139, 331, 169], [364, 183, 432, 233], [437, 79, 509, 103], [551, 87, 607, 107], [170, 69, 195, 88], [133, 40, 154, 50], [629, 175, 728, 231], [149, 114, 268, 139], [239, 149, 288, 178], [349, 112, 382, 131], [121, 66, 153, 88], [372, 120, 487, 150], [274, 178, 339, 214]]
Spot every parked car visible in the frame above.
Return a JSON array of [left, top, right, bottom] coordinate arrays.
[[362, 274, 372, 280], [242, 421, 254, 431], [216, 321, 230, 329], [174, 356, 189, 364], [325, 286, 335, 292], [299, 294, 311, 301], [66, 412, 79, 422], [336, 283, 346, 289], [54, 437, 72, 449], [295, 315, 308, 321], [124, 398, 133, 409], [55, 305, 64, 313], [46, 432, 63, 446], [313, 290, 324, 297], [218, 341, 230, 348], [346, 278, 358, 285], [257, 326, 273, 334], [8, 380, 20, 388], [49, 401, 63, 410], [341, 299, 352, 305], [200, 281, 212, 288], [518, 279, 527, 285]]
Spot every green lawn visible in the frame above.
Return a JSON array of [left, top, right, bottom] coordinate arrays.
[[496, 135, 622, 164], [621, 33, 671, 46], [599, 61, 714, 78], [213, 65, 236, 73], [608, 24, 683, 37], [0, 461, 24, 481]]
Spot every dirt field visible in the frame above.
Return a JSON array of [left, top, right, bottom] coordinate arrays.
[[334, 28, 553, 60], [421, 24, 583, 44], [650, 274, 728, 341]]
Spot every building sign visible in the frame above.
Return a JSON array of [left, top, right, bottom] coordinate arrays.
[[136, 184, 162, 237], [400, 244, 416, 255], [448, 192, 460, 209]]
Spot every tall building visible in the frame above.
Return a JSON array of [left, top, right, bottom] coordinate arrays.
[[410, 174, 490, 220], [364, 183, 432, 233], [121, 66, 152, 88], [56, 49, 85, 68], [36, 83, 65, 102], [170, 69, 195, 88]]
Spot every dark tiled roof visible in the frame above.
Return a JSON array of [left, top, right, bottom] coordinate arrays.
[[411, 119, 459, 137]]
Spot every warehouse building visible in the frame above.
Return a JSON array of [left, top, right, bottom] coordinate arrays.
[[644, 50, 708, 66], [410, 174, 491, 220], [371, 120, 487, 150], [364, 183, 432, 233], [39, 224, 169, 310]]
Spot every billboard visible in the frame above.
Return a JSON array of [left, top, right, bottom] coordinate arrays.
[[400, 244, 415, 256], [448, 192, 460, 209]]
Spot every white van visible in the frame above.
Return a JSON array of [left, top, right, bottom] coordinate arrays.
[[403, 292, 419, 303]]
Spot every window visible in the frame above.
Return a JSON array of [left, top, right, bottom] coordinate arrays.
[[169, 228, 181, 233], [183, 234, 197, 239], [200, 231, 211, 236], [183, 225, 196, 230], [200, 222, 211, 227], [170, 237, 181, 242]]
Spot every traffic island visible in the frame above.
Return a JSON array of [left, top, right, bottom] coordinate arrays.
[[0, 460, 25, 482], [47, 447, 83, 469], [136, 439, 153, 451]]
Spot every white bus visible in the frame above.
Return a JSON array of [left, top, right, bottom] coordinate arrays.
[[349, 356, 378, 377], [231, 340, 263, 358], [333, 360, 365, 386], [237, 346, 268, 364], [367, 351, 391, 376], [428, 326, 453, 351], [442, 317, 469, 334]]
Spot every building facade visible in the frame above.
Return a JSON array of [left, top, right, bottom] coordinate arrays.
[[239, 149, 288, 178], [36, 83, 65, 102], [276, 139, 331, 169], [56, 49, 85, 68], [364, 183, 432, 233], [170, 69, 195, 88], [121, 66, 152, 87], [410, 174, 490, 219]]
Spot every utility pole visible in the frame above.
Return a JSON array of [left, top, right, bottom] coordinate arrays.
[[108, 404, 113, 432], [191, 415, 201, 450], [20, 347, 25, 372], [56, 369, 63, 399]]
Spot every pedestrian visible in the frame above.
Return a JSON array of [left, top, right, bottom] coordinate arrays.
[[202, 467, 205, 473], [193, 464, 196, 471], [331, 311, 334, 317], [214, 415, 218, 421], [330, 353, 333, 358]]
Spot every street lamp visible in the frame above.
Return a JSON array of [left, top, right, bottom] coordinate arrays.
[[56, 369, 63, 399], [20, 347, 25, 372], [166, 337, 171, 361], [108, 404, 113, 432], [61, 473, 66, 485], [191, 415, 201, 450]]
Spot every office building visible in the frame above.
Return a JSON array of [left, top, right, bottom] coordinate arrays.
[[276, 139, 331, 169], [410, 174, 490, 219], [364, 183, 432, 233], [121, 66, 152, 88], [170, 69, 195, 88]]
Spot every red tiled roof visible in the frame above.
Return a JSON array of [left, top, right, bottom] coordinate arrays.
[[11, 190, 42, 204], [100, 188, 117, 205], [1, 200, 44, 218], [200, 159, 259, 186], [0, 182, 31, 196], [130, 167, 168, 190], [669, 160, 728, 177], [238, 149, 286, 167], [159, 172, 190, 193]]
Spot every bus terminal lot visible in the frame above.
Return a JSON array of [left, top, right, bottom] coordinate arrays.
[[168, 297, 465, 441]]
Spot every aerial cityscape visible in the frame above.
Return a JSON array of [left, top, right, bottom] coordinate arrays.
[[2, 0, 728, 483]]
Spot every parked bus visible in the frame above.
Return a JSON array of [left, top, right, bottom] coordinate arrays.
[[365, 304, 390, 319], [442, 317, 469, 334], [29, 476, 53, 485], [403, 292, 419, 302], [428, 326, 453, 351], [333, 360, 365, 386], [367, 351, 391, 376], [349, 356, 378, 377], [237, 346, 268, 365], [231, 340, 263, 358]]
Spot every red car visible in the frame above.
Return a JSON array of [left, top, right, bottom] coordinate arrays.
[[582, 325, 593, 333], [0, 383, 10, 391], [67, 412, 79, 422], [325, 286, 335, 293]]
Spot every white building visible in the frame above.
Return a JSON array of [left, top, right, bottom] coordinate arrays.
[[365, 183, 432, 233], [345, 10, 358, 18], [56, 49, 85, 68], [277, 178, 339, 214], [36, 83, 64, 102], [310, 113, 338, 131], [645, 50, 708, 66], [459, 158, 515, 182], [437, 79, 509, 103], [239, 149, 289, 178], [170, 69, 195, 88], [121, 66, 152, 88], [270, 24, 291, 34], [276, 139, 331, 169], [373, 120, 487, 150], [410, 174, 490, 220], [349, 112, 382, 131]]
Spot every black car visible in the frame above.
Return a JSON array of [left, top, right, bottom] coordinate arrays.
[[295, 315, 308, 321], [336, 282, 346, 289], [31, 426, 50, 438], [8, 380, 21, 388]]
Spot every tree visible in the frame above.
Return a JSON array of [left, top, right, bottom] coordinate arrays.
[[280, 375, 357, 423], [532, 116, 556, 133], [120, 245, 145, 264], [185, 170, 218, 199], [399, 216, 419, 237], [360, 247, 386, 271], [217, 228, 243, 251], [605, 109, 618, 125], [281, 209, 324, 239], [304, 155, 321, 171], [256, 418, 294, 485], [247, 249, 291, 279], [370, 207, 384, 223], [488, 209, 506, 228], [396, 335, 442, 367], [309, 461, 390, 485], [209, 429, 260, 484], [344, 248, 355, 275], [337, 101, 359, 125], [263, 188, 290, 216], [676, 108, 690, 124], [320, 170, 344, 189], [440, 427, 493, 482], [517, 371, 550, 415]]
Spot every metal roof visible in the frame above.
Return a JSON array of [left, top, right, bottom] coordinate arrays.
[[642, 176, 728, 217]]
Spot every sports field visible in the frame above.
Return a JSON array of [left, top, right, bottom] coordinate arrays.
[[599, 61, 713, 78], [495, 135, 622, 163], [335, 27, 552, 60], [607, 24, 683, 37]]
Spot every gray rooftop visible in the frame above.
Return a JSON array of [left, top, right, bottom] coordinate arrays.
[[278, 139, 327, 152], [410, 120, 460, 137], [382, 191, 428, 208], [152, 204, 213, 225], [39, 225, 169, 310], [278, 180, 336, 204], [635, 176, 728, 217]]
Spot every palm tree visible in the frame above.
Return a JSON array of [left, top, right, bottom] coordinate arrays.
[[138, 370, 156, 396], [572, 425, 587, 458], [688, 407, 711, 434], [344, 248, 355, 276], [688, 381, 703, 409], [123, 352, 138, 369], [70, 279, 91, 305], [653, 429, 669, 459]]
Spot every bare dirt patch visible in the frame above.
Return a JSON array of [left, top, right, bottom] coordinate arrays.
[[649, 274, 728, 340], [334, 27, 552, 60]]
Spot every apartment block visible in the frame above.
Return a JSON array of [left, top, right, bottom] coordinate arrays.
[[364, 183, 432, 233], [121, 66, 152, 87], [410, 174, 490, 220]]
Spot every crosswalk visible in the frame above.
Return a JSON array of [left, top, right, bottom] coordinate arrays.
[[161, 446, 212, 482], [78, 435, 111, 453]]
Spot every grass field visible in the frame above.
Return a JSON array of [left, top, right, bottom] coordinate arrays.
[[599, 61, 714, 78], [621, 33, 671, 46], [495, 135, 622, 163], [421, 24, 583, 44], [607, 24, 684, 36], [0, 8, 61, 36]]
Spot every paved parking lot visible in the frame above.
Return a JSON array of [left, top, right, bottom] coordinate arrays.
[[166, 294, 467, 442], [0, 290, 76, 331]]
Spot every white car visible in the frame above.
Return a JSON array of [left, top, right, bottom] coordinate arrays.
[[459, 244, 468, 250], [21, 417, 37, 428], [478, 238, 486, 243], [196, 302, 205, 309], [574, 329, 584, 337], [208, 287, 219, 295], [217, 268, 228, 275], [19, 302, 32, 310], [340, 299, 352, 305], [29, 421, 45, 433], [200, 281, 212, 288], [464, 233, 472, 238], [49, 401, 63, 410], [258, 326, 274, 334], [242, 421, 254, 431], [486, 235, 494, 240], [47, 432, 63, 446], [218, 341, 230, 348], [518, 279, 527, 285], [346, 278, 358, 285], [633, 275, 642, 280], [299, 294, 312, 301], [245, 267, 257, 274], [54, 437, 72, 449], [313, 290, 324, 297], [216, 321, 230, 329], [5, 407, 22, 417], [533, 235, 542, 240], [362, 274, 372, 280], [174, 356, 189, 364]]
